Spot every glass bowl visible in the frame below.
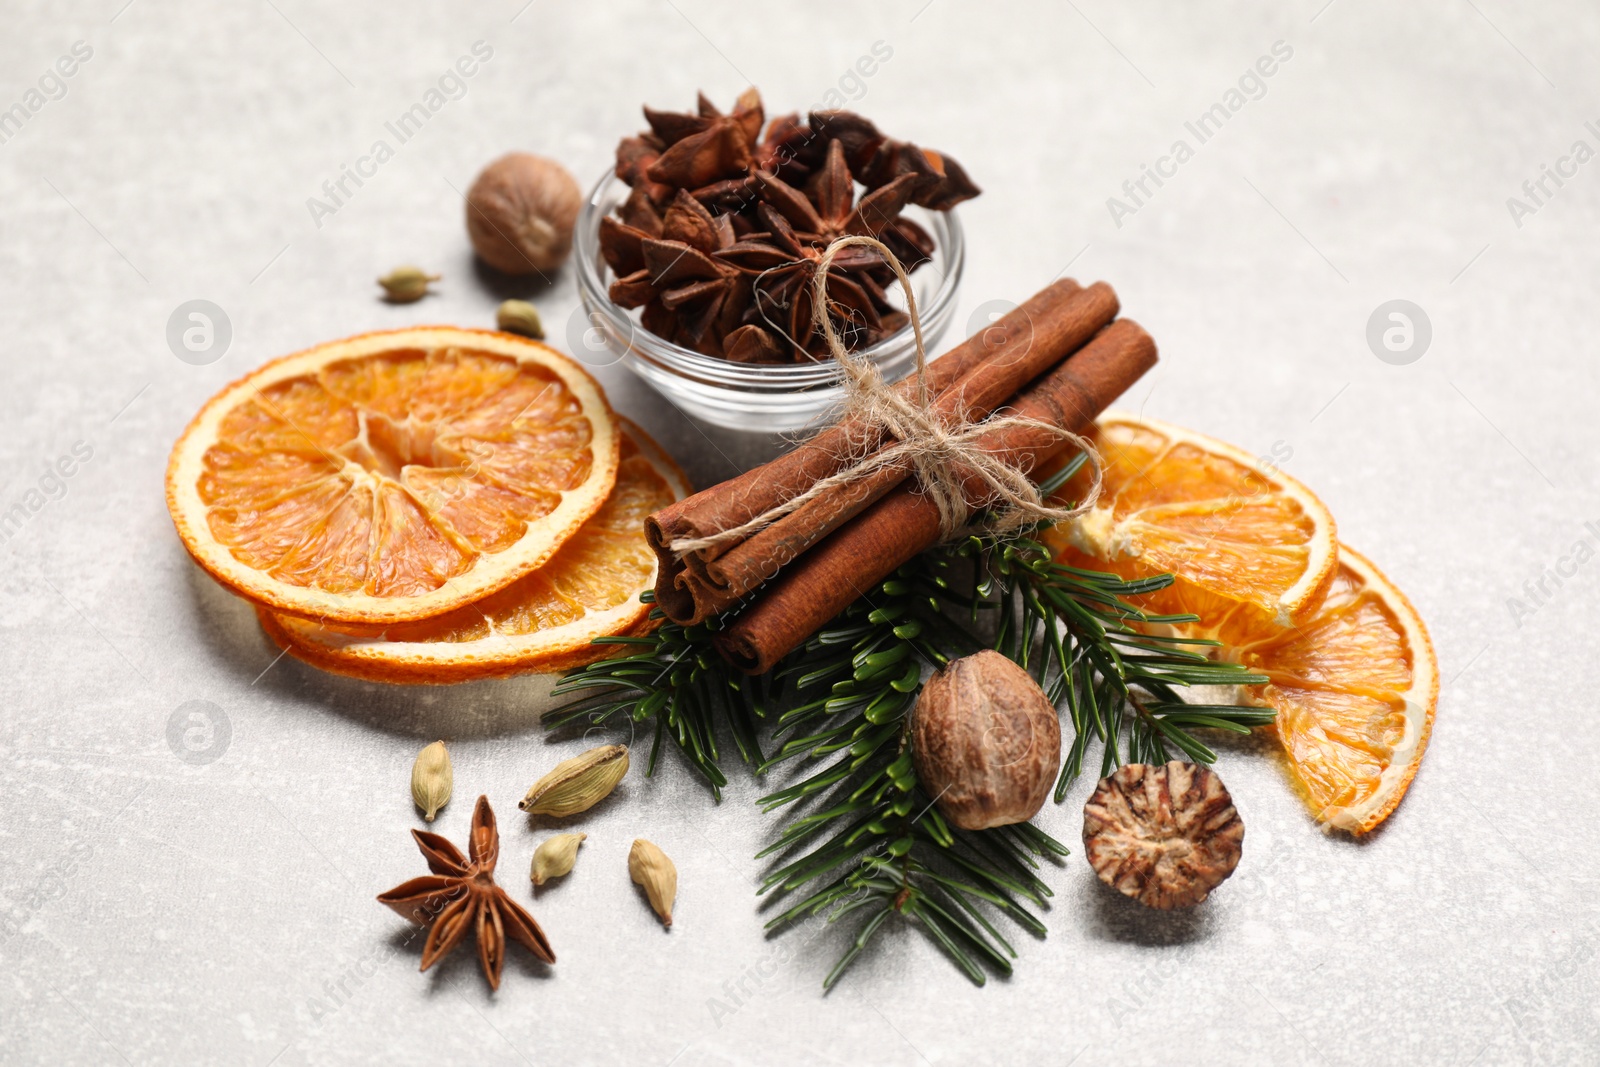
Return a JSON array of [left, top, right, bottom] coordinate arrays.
[[573, 170, 965, 433]]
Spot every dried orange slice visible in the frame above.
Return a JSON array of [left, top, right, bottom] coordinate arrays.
[[166, 327, 619, 625], [1043, 413, 1336, 645], [1235, 545, 1437, 834], [258, 420, 689, 683]]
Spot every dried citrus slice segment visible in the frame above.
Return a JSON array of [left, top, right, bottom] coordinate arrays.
[[1235, 545, 1437, 834], [258, 420, 689, 683], [166, 327, 619, 625], [1043, 413, 1336, 645]]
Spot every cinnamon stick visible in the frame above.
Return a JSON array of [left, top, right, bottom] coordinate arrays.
[[686, 281, 1120, 620], [649, 279, 1118, 624], [647, 279, 1085, 624], [715, 318, 1157, 674]]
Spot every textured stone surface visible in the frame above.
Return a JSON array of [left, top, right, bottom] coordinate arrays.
[[2, 1, 1596, 1063]]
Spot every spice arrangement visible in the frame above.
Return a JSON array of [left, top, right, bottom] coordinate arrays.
[[601, 89, 978, 361], [161, 81, 1439, 995], [554, 267, 1438, 984], [382, 744, 675, 988]]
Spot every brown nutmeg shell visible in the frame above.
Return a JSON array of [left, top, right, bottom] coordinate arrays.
[[1082, 761, 1243, 910], [909, 649, 1061, 830], [466, 152, 582, 275]]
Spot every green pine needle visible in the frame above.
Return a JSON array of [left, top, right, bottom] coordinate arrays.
[[549, 498, 1271, 988], [546, 593, 768, 800]]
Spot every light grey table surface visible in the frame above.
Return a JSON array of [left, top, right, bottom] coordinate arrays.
[[3, 1, 1597, 1064]]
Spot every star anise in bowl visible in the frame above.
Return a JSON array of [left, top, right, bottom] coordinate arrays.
[[598, 88, 980, 363]]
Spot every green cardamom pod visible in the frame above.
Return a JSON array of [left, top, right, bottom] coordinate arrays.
[[531, 832, 587, 886], [410, 740, 452, 822], [496, 299, 545, 339], [519, 744, 629, 817], [378, 266, 440, 303], [629, 838, 676, 927]]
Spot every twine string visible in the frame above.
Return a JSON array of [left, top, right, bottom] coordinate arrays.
[[669, 236, 1103, 559]]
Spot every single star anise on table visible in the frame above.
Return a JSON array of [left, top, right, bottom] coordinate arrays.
[[602, 88, 980, 363], [377, 794, 554, 990]]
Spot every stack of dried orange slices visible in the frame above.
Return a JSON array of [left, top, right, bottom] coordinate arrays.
[[165, 326, 689, 684], [1043, 414, 1437, 835]]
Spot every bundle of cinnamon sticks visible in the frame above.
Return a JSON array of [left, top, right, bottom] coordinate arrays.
[[645, 278, 1157, 673]]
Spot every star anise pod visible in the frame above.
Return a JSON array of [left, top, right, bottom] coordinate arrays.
[[607, 89, 979, 361], [614, 134, 673, 206], [641, 88, 764, 192], [712, 140, 922, 358], [714, 203, 884, 359], [377, 795, 555, 990], [754, 111, 821, 185], [811, 109, 982, 211], [614, 190, 751, 355]]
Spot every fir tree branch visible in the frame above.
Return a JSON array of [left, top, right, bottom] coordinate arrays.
[[548, 485, 1273, 987], [545, 595, 769, 800]]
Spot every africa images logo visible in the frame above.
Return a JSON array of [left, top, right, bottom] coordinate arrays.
[[305, 41, 493, 229], [0, 441, 94, 544], [1106, 40, 1294, 227], [0, 40, 93, 146]]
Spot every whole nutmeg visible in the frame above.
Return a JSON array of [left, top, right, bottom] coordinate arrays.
[[465, 152, 582, 275], [909, 649, 1061, 830], [1082, 761, 1244, 910]]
